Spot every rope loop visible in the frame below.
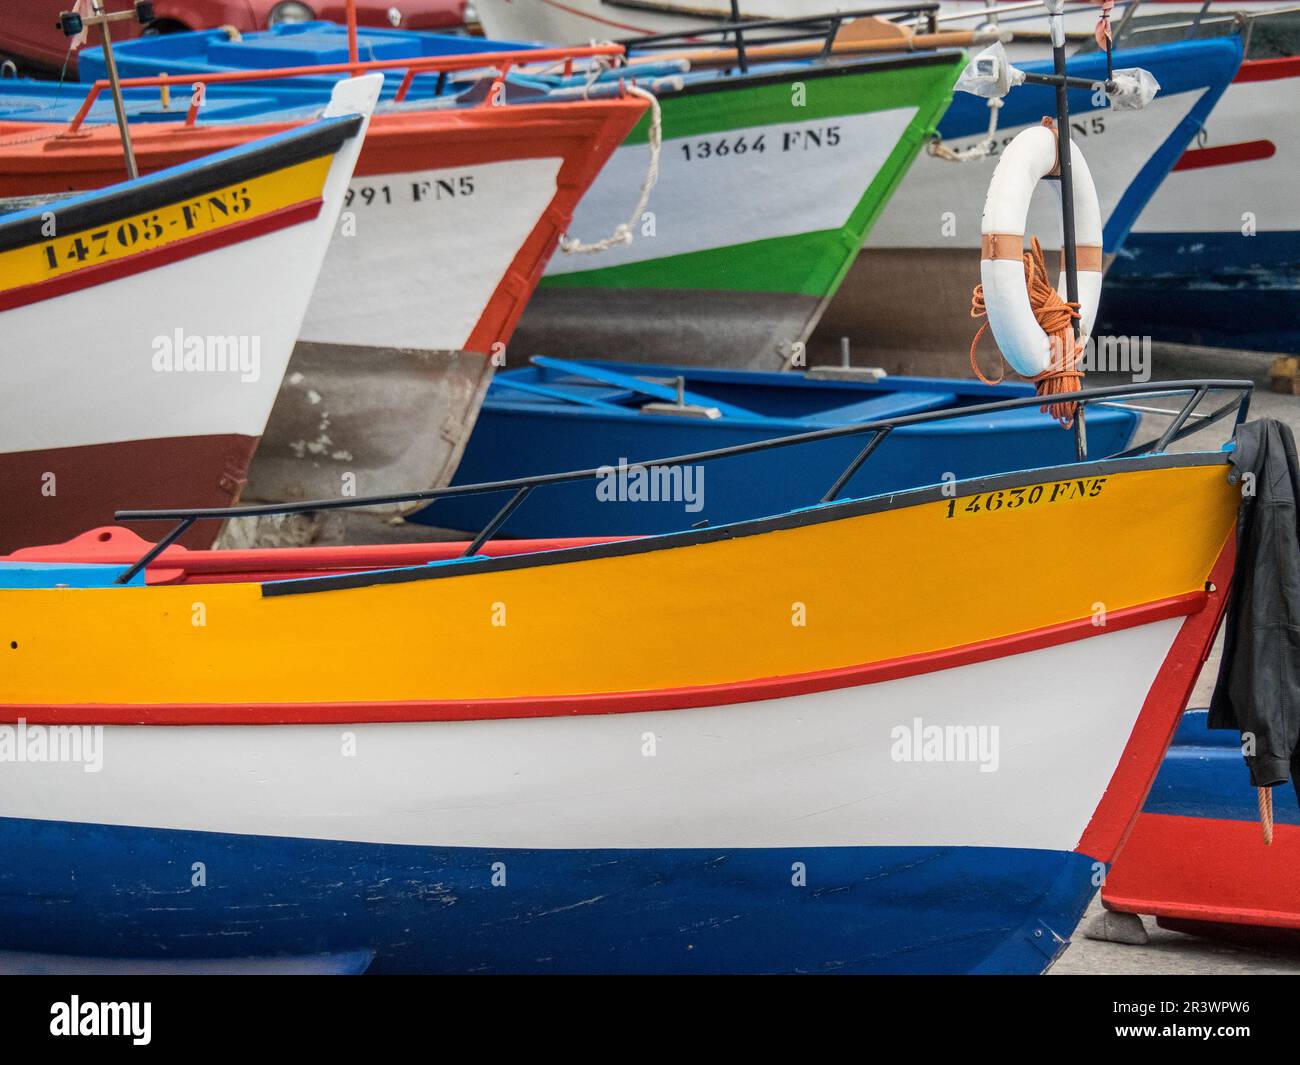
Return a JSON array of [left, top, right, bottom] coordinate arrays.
[[559, 82, 662, 256], [969, 236, 1085, 427]]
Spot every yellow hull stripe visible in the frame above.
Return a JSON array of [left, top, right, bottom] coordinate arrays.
[[0, 462, 1237, 705], [0, 155, 332, 296]]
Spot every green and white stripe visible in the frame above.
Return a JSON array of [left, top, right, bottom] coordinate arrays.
[[509, 52, 965, 369]]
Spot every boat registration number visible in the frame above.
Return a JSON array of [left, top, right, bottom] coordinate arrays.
[[678, 125, 842, 162], [40, 186, 254, 273], [944, 476, 1108, 519], [344, 176, 476, 208]]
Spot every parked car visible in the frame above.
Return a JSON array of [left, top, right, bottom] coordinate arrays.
[[0, 0, 469, 73]]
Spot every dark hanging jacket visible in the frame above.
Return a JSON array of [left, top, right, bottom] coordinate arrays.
[[1208, 418, 1300, 799]]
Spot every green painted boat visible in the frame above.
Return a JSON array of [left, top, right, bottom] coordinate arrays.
[[509, 50, 966, 369]]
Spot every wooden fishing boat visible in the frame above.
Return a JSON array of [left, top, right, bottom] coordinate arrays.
[[0, 49, 647, 518], [0, 75, 378, 554], [62, 15, 972, 369], [1097, 7, 1300, 354], [817, 35, 1242, 375], [518, 46, 966, 369], [475, 0, 902, 42], [0, 381, 1251, 974], [1102, 710, 1300, 939], [406, 355, 1139, 536]]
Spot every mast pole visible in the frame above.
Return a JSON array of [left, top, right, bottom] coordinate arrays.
[[1045, 0, 1086, 457], [95, 0, 139, 181]]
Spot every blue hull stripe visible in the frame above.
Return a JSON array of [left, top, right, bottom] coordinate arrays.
[[1102, 230, 1300, 352], [0, 817, 1098, 974]]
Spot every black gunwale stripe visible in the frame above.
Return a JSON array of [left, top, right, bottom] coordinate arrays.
[[261, 451, 1230, 598], [661, 48, 964, 98], [0, 113, 362, 255]]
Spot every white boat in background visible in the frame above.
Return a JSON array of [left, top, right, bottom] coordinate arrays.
[[814, 32, 1241, 374], [475, 0, 861, 41], [475, 0, 1139, 45]]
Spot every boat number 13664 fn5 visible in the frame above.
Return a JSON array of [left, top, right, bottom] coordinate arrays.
[[679, 125, 843, 162]]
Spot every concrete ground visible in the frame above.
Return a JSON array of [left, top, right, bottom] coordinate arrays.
[[1055, 344, 1300, 974]]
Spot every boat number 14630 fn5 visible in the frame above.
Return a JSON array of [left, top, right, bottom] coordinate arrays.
[[945, 476, 1109, 519]]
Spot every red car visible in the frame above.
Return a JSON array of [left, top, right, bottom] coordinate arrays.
[[0, 0, 470, 73]]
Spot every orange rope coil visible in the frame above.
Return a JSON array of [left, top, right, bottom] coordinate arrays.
[[969, 235, 1085, 428]]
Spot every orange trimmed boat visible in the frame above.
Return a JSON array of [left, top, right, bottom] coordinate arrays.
[[0, 52, 646, 518], [0, 76, 377, 554]]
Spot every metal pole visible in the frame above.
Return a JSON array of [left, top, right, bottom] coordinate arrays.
[[95, 1, 139, 181], [1047, 0, 1087, 458], [729, 0, 748, 73]]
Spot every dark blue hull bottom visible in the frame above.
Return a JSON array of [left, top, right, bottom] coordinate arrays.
[[1101, 231, 1300, 353], [0, 817, 1098, 974]]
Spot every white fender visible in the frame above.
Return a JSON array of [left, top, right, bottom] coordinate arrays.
[[979, 124, 1103, 378]]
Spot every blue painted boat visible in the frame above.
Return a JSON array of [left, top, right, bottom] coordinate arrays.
[[410, 357, 1141, 537], [0, 79, 297, 125], [932, 39, 1242, 256], [76, 20, 543, 93], [1093, 7, 1300, 354], [821, 33, 1242, 373]]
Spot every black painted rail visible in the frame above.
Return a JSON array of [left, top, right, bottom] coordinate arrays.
[[112, 379, 1253, 584]]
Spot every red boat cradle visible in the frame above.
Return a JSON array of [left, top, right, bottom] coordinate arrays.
[[1105, 812, 1300, 933]]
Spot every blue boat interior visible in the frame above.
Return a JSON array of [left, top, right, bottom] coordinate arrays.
[[0, 562, 143, 588], [1146, 710, 1300, 827], [481, 356, 1128, 432]]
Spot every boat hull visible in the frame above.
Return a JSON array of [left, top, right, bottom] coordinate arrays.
[[0, 114, 366, 551], [0, 454, 1239, 972], [0, 816, 1099, 974], [0, 99, 644, 511], [1100, 57, 1300, 353], [817, 38, 1243, 375], [511, 53, 964, 369], [237, 340, 493, 512]]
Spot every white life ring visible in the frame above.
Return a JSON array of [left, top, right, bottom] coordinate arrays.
[[979, 123, 1103, 378]]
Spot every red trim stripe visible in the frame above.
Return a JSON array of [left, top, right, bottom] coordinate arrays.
[[1074, 536, 1236, 865], [1235, 56, 1300, 83], [1173, 139, 1276, 172], [2, 590, 1206, 726], [0, 199, 322, 313]]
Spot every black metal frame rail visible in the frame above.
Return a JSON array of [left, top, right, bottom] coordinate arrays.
[[112, 379, 1252, 584], [622, 4, 942, 72]]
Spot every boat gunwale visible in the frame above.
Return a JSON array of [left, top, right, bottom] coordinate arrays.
[[256, 448, 1234, 598], [96, 379, 1250, 592], [0, 114, 362, 254]]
